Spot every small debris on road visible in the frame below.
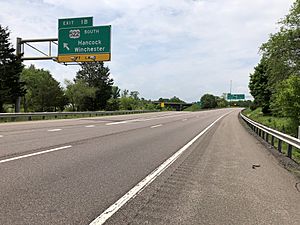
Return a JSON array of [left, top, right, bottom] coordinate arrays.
[[252, 164, 261, 169]]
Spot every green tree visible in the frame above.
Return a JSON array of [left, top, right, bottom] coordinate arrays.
[[106, 98, 120, 111], [249, 58, 272, 114], [119, 90, 140, 110], [0, 25, 25, 112], [65, 79, 96, 111], [158, 96, 185, 103], [260, 0, 300, 85], [216, 97, 228, 108], [130, 91, 140, 100], [200, 94, 217, 109], [111, 86, 121, 99], [169, 96, 185, 103], [21, 65, 66, 112], [75, 62, 113, 110], [271, 75, 300, 130]]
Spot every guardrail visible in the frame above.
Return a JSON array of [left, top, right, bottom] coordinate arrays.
[[0, 110, 158, 122], [240, 112, 300, 162]]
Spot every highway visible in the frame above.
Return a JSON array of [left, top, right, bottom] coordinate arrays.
[[0, 109, 299, 225]]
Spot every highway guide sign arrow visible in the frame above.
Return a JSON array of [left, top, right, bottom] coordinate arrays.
[[63, 43, 70, 50], [57, 17, 111, 63]]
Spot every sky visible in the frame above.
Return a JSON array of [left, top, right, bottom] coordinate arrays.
[[0, 0, 295, 102]]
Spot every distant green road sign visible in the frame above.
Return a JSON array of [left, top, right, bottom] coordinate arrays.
[[227, 93, 245, 100], [58, 25, 111, 62], [58, 17, 93, 29]]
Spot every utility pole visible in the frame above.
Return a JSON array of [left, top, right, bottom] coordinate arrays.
[[229, 80, 232, 104]]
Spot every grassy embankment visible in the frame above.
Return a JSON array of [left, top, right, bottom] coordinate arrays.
[[242, 108, 300, 164]]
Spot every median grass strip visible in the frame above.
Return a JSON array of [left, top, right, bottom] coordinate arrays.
[[242, 108, 300, 164]]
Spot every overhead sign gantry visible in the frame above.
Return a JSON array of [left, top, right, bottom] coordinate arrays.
[[16, 16, 111, 64]]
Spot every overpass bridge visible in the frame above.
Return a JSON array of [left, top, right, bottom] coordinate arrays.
[[153, 101, 193, 111]]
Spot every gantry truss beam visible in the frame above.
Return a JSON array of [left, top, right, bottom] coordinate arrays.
[[16, 38, 58, 61]]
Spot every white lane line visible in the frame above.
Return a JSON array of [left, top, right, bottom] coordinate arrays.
[[0, 145, 72, 164], [105, 113, 191, 126], [48, 128, 62, 132], [150, 124, 163, 129], [89, 112, 230, 225], [106, 121, 132, 125], [0, 135, 3, 138], [85, 125, 95, 128], [182, 119, 188, 121]]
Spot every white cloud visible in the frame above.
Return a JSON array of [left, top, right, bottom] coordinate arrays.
[[0, 0, 295, 101]]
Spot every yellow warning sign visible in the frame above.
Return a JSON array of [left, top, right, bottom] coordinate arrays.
[[57, 53, 111, 63], [160, 102, 165, 108]]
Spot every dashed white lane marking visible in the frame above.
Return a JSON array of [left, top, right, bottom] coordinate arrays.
[[0, 135, 3, 138], [150, 124, 163, 129], [106, 121, 132, 125], [89, 112, 230, 225], [105, 113, 191, 126], [182, 119, 188, 121], [85, 125, 95, 128], [47, 129, 62, 132], [0, 145, 72, 164]]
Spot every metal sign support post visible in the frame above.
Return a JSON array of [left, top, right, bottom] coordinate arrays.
[[15, 38, 58, 112]]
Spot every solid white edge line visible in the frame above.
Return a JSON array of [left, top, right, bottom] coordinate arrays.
[[89, 112, 230, 225], [0, 145, 72, 164], [150, 124, 163, 129]]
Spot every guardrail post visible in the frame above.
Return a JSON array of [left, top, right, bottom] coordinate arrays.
[[287, 144, 292, 158], [271, 136, 275, 146], [278, 140, 282, 153], [298, 126, 300, 139], [266, 133, 269, 143]]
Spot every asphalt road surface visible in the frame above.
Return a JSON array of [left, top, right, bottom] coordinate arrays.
[[0, 109, 299, 225]]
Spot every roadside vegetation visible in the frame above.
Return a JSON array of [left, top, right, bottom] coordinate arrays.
[[247, 0, 300, 137], [1, 23, 250, 115], [243, 108, 294, 136], [0, 23, 249, 114]]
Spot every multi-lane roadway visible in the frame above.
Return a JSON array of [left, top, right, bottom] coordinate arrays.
[[0, 109, 299, 224]]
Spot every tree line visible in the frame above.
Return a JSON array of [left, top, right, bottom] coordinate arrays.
[[7, 63, 162, 112], [249, 0, 300, 132], [0, 23, 249, 113], [0, 24, 160, 112]]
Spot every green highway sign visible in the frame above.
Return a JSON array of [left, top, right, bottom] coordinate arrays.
[[58, 17, 93, 29], [227, 93, 245, 100], [58, 25, 111, 62], [57, 16, 111, 63]]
